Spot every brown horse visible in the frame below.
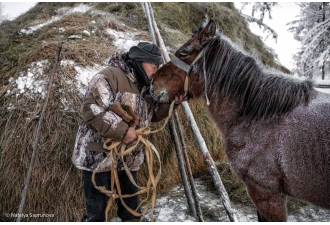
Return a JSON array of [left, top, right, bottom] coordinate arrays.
[[151, 18, 330, 221]]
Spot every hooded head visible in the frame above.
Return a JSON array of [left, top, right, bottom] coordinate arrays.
[[127, 42, 162, 90]]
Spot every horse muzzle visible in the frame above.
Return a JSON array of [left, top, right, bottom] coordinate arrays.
[[150, 81, 169, 103]]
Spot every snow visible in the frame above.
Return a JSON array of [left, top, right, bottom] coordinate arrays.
[[315, 88, 330, 94], [19, 4, 92, 36], [59, 60, 102, 97], [314, 79, 330, 85], [73, 64, 101, 96], [105, 28, 144, 52], [82, 30, 90, 37], [108, 178, 330, 222], [7, 60, 49, 100], [5, 59, 101, 112], [68, 35, 82, 39], [60, 60, 75, 67]]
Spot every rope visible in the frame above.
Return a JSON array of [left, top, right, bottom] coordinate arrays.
[[203, 56, 210, 106], [92, 100, 176, 222]]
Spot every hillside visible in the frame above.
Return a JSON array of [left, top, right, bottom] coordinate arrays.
[[0, 2, 284, 222]]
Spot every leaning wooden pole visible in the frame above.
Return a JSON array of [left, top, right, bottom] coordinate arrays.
[[174, 111, 204, 222], [168, 117, 197, 220], [146, 2, 238, 222], [142, 2, 198, 219], [181, 102, 238, 222], [16, 37, 64, 222], [141, 2, 156, 44]]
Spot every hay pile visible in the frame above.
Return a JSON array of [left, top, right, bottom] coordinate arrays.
[[0, 3, 280, 221]]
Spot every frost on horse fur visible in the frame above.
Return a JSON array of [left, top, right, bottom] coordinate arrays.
[[151, 18, 330, 221]]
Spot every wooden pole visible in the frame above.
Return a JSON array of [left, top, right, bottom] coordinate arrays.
[[147, 3, 170, 62], [168, 117, 197, 220], [181, 102, 238, 222], [142, 2, 198, 219], [145, 2, 238, 222], [174, 111, 204, 222], [141, 3, 156, 44], [16, 37, 64, 222]]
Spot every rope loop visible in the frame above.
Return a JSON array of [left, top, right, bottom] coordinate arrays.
[[92, 100, 176, 222]]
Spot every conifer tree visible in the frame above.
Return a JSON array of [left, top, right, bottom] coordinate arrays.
[[288, 3, 330, 79]]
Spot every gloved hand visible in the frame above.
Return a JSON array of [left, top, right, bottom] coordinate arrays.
[[109, 102, 139, 127]]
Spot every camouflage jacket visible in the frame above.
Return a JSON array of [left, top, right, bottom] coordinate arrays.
[[72, 53, 171, 172]]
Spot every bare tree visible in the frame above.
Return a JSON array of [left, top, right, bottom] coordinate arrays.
[[239, 2, 279, 42]]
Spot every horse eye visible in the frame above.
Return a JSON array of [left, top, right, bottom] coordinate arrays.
[[179, 52, 188, 58]]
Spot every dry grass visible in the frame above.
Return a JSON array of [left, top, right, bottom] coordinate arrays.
[[0, 2, 283, 222], [0, 5, 123, 221]]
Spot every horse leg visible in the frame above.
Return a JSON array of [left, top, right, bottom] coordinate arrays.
[[245, 179, 287, 222], [257, 210, 267, 222]]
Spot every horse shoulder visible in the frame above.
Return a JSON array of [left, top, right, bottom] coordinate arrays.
[[225, 123, 284, 190]]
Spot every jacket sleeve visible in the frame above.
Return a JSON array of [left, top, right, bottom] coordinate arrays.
[[82, 74, 129, 141]]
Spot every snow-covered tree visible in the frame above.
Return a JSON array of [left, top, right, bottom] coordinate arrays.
[[0, 3, 4, 23], [288, 3, 330, 79], [239, 2, 279, 42]]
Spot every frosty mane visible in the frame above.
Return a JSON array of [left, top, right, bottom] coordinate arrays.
[[199, 34, 313, 122]]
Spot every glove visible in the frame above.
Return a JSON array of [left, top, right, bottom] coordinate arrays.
[[109, 102, 139, 127]]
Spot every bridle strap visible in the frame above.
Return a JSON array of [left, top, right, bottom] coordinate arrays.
[[170, 49, 205, 96], [170, 49, 205, 74], [170, 55, 190, 73]]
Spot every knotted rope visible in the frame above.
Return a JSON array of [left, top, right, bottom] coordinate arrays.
[[92, 100, 176, 222]]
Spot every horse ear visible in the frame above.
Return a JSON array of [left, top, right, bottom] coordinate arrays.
[[199, 19, 216, 46]]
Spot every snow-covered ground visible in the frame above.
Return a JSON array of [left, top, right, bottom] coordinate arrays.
[[315, 87, 330, 94], [110, 178, 330, 222], [314, 79, 330, 94]]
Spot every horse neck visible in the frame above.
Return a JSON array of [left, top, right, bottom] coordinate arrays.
[[206, 93, 242, 132]]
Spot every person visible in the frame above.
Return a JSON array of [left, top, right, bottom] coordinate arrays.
[[72, 42, 182, 222]]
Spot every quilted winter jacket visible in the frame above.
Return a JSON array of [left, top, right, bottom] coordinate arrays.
[[72, 66, 171, 172]]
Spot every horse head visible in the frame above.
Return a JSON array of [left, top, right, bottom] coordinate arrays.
[[151, 19, 217, 103]]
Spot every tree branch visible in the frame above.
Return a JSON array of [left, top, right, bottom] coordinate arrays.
[[241, 13, 278, 42]]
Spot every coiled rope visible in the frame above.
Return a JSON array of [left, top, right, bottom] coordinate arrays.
[[92, 100, 176, 222]]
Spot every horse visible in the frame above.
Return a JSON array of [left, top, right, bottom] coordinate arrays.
[[150, 18, 330, 221]]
